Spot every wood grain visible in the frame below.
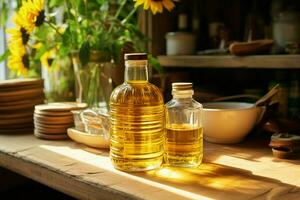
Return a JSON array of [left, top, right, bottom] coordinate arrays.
[[158, 55, 300, 69], [0, 134, 299, 200]]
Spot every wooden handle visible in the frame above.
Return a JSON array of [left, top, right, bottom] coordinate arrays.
[[229, 39, 273, 56]]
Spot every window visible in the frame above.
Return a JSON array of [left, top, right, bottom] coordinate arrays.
[[0, 25, 6, 80], [0, 1, 15, 80]]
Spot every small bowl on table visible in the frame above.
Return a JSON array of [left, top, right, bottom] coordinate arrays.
[[69, 108, 110, 149], [203, 102, 265, 144]]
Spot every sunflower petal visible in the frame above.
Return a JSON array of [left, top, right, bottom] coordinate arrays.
[[143, 0, 151, 10], [151, 3, 158, 14], [156, 2, 163, 13], [162, 0, 175, 11], [134, 0, 145, 7]]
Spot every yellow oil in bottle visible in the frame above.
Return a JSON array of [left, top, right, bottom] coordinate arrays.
[[110, 80, 165, 171], [165, 124, 203, 167]]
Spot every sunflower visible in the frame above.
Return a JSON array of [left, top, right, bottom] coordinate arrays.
[[7, 41, 30, 76], [134, 0, 175, 14], [41, 49, 57, 70], [6, 27, 30, 45], [7, 55, 30, 76], [13, 10, 34, 33], [7, 40, 26, 57], [18, 0, 45, 31]]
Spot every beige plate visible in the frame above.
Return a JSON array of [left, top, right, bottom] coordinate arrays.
[[34, 130, 69, 140], [35, 102, 87, 112], [34, 121, 74, 129], [67, 128, 109, 149], [0, 78, 43, 88], [34, 109, 73, 116], [34, 114, 74, 124], [34, 125, 68, 134]]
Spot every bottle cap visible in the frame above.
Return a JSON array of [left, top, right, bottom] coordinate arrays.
[[124, 53, 147, 61], [172, 82, 193, 91]]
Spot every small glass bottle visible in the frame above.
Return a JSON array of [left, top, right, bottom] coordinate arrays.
[[165, 82, 203, 167], [109, 53, 165, 172]]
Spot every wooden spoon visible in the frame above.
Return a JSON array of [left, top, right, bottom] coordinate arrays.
[[255, 84, 279, 107]]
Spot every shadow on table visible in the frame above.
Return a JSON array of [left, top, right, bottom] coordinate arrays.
[[30, 139, 300, 200], [130, 162, 300, 200]]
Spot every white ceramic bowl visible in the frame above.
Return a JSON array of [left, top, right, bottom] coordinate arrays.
[[203, 102, 264, 144]]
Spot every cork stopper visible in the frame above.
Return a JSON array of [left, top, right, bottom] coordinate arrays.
[[124, 53, 147, 61], [172, 82, 193, 92], [172, 82, 194, 97]]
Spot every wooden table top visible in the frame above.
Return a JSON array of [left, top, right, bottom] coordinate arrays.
[[0, 133, 299, 200]]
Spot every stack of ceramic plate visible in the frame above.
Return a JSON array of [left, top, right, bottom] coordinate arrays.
[[0, 78, 44, 134], [34, 102, 87, 140]]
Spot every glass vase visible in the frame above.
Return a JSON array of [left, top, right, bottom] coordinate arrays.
[[42, 56, 75, 102], [71, 51, 114, 110]]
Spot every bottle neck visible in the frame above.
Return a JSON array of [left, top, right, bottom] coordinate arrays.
[[124, 60, 148, 83], [172, 90, 194, 99]]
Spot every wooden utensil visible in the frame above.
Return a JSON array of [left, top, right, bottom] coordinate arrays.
[[255, 84, 279, 107], [229, 39, 273, 55]]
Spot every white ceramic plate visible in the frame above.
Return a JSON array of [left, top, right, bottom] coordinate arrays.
[[67, 128, 109, 149]]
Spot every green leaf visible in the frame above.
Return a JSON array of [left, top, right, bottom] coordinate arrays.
[[125, 23, 145, 39], [34, 45, 48, 60], [0, 50, 10, 63], [61, 27, 73, 47], [0, 2, 8, 26], [49, 0, 63, 8], [79, 41, 90, 66], [96, 0, 106, 4], [59, 45, 71, 57], [148, 54, 163, 73], [100, 1, 109, 12], [77, 0, 85, 15], [33, 24, 53, 41]]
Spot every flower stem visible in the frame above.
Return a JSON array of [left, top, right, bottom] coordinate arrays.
[[114, 0, 127, 19], [64, 0, 76, 49], [122, 7, 137, 24], [108, 0, 127, 34], [45, 20, 62, 37], [84, 0, 89, 27]]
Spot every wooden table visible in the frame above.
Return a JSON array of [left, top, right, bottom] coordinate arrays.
[[0, 134, 299, 200]]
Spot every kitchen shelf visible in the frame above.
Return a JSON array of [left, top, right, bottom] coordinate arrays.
[[158, 55, 300, 69]]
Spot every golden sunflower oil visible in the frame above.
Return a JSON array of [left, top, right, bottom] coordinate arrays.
[[165, 82, 203, 168], [109, 53, 164, 172], [166, 124, 203, 167]]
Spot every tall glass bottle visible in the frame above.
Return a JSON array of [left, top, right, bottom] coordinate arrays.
[[165, 82, 203, 167], [110, 53, 165, 171]]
